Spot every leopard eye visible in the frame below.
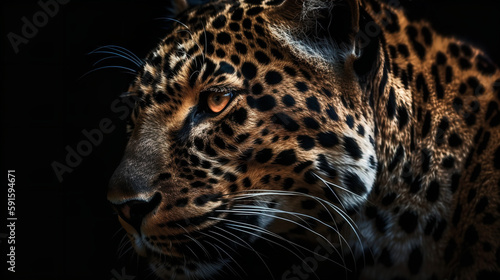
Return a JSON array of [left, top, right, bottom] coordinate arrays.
[[207, 91, 233, 113]]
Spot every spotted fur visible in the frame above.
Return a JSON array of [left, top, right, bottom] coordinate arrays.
[[107, 0, 500, 279]]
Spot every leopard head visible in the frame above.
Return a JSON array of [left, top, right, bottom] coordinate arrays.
[[107, 0, 379, 278]]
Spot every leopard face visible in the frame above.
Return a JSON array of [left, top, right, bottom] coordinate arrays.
[[107, 0, 376, 278], [107, 0, 500, 279]]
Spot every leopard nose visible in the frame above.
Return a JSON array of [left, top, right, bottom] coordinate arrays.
[[107, 154, 160, 203], [111, 193, 162, 229], [107, 139, 164, 226]]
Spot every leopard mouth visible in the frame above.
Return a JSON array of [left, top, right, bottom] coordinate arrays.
[[118, 194, 346, 279], [139, 209, 279, 279], [114, 197, 278, 271]]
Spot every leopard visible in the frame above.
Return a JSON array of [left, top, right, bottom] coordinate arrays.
[[106, 0, 500, 279]]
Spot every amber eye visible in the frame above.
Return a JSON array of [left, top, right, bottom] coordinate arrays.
[[207, 92, 233, 113]]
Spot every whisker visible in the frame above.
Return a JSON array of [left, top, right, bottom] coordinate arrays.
[[235, 196, 349, 262], [92, 45, 143, 63], [212, 226, 275, 279], [209, 239, 247, 279], [202, 230, 261, 279], [112, 226, 125, 239], [89, 51, 141, 68], [89, 50, 141, 69], [203, 232, 241, 257], [231, 204, 352, 269], [233, 204, 313, 230], [233, 191, 355, 230], [92, 55, 135, 68], [313, 173, 348, 210], [157, 17, 190, 29], [116, 232, 128, 248], [90, 45, 144, 67], [117, 237, 131, 257], [212, 217, 305, 258], [118, 245, 134, 260], [213, 216, 349, 271], [217, 208, 344, 260], [179, 225, 211, 258], [189, 70, 200, 81], [305, 174, 357, 265], [144, 264, 158, 280], [224, 223, 323, 280], [204, 229, 246, 250], [232, 190, 359, 231], [170, 269, 177, 280], [234, 204, 348, 244], [313, 172, 364, 199], [229, 190, 365, 257], [203, 241, 242, 279], [184, 243, 199, 260], [215, 244, 246, 279], [79, 65, 138, 80]]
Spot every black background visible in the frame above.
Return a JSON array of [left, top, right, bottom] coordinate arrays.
[[1, 0, 499, 279]]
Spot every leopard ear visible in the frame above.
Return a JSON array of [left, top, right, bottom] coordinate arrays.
[[269, 0, 360, 67], [174, 0, 189, 13], [166, 0, 210, 17]]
